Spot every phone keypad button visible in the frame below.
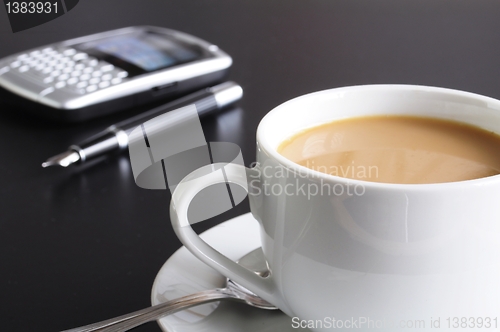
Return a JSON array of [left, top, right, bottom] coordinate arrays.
[[40, 56, 51, 63], [111, 78, 122, 85], [80, 74, 91, 81], [85, 59, 99, 67], [92, 70, 102, 77], [50, 70, 61, 77], [10, 61, 21, 68], [98, 81, 110, 89], [67, 77, 78, 85], [71, 71, 82, 77], [30, 50, 41, 57], [17, 54, 29, 60], [63, 49, 76, 56], [116, 71, 128, 78], [88, 78, 99, 85], [58, 74, 69, 81], [73, 53, 88, 61], [19, 65, 30, 72], [40, 87, 55, 96], [55, 81, 66, 89], [43, 77, 54, 84], [76, 81, 88, 89], [63, 67, 73, 74], [101, 64, 114, 72], [35, 64, 45, 71], [27, 60, 39, 67], [83, 67, 93, 74], [75, 64, 85, 71], [86, 85, 97, 93]]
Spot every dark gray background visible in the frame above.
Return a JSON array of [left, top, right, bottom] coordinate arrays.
[[1, 1, 500, 331]]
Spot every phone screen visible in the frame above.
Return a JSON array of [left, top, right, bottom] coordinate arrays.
[[76, 31, 204, 75]]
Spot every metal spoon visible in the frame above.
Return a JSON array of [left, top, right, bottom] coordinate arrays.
[[60, 248, 276, 332]]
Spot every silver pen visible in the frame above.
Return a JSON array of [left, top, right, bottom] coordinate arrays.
[[42, 81, 243, 168]]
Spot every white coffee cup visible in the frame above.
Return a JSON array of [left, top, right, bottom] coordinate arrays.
[[170, 85, 500, 331]]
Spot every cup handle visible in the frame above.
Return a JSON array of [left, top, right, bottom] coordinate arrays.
[[170, 163, 275, 303]]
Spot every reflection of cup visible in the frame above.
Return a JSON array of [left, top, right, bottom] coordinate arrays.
[[170, 85, 500, 331]]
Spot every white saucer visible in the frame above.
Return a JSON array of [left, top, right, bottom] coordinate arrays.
[[151, 213, 309, 332]]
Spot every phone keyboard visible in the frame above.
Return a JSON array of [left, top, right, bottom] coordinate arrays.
[[8, 47, 129, 94]]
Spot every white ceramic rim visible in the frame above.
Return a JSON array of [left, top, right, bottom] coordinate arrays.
[[256, 84, 500, 190]]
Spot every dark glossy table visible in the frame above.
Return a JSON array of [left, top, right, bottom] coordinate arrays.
[[1, 1, 500, 331]]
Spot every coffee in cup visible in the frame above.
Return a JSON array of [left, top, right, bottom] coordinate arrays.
[[277, 115, 500, 184]]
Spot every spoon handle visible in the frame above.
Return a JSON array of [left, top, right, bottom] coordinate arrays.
[[60, 288, 233, 332]]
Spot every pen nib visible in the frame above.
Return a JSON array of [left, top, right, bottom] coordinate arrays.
[[42, 151, 80, 168]]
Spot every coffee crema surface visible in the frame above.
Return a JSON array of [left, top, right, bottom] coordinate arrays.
[[277, 115, 500, 184]]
